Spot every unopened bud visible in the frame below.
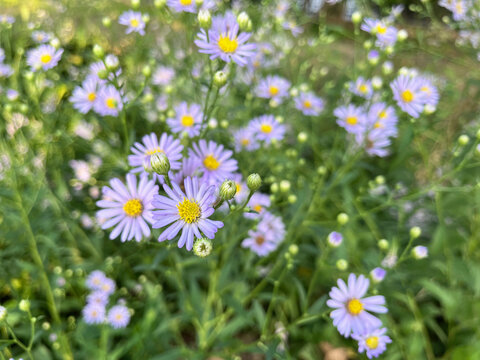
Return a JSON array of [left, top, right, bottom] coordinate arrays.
[[198, 9, 211, 29], [97, 69, 109, 80], [247, 173, 262, 191], [154, 0, 166, 8], [397, 29, 408, 41], [378, 239, 389, 250], [105, 54, 119, 71], [328, 231, 343, 247], [142, 65, 152, 77], [237, 12, 251, 32], [370, 267, 386, 282], [458, 134, 469, 146], [151, 153, 170, 175], [220, 179, 237, 200], [19, 300, 30, 312], [279, 180, 290, 192], [0, 306, 7, 321], [213, 70, 228, 87], [351, 11, 362, 24], [288, 194, 297, 203], [131, 0, 140, 9], [410, 226, 421, 239], [93, 44, 104, 59], [289, 244, 299, 255], [337, 213, 349, 225], [412, 245, 428, 259], [336, 259, 348, 270], [298, 132, 308, 143], [102, 17, 111, 27], [193, 238, 212, 257]]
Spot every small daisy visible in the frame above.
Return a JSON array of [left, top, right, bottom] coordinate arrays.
[[166, 0, 215, 13], [366, 102, 398, 136], [70, 76, 101, 114], [248, 115, 286, 144], [257, 212, 286, 242], [352, 327, 392, 359], [86, 291, 110, 306], [99, 277, 116, 296], [93, 85, 123, 117], [171, 157, 203, 186], [327, 273, 388, 338], [189, 140, 238, 186], [107, 305, 131, 329], [31, 30, 51, 43], [96, 174, 158, 242], [294, 91, 324, 116], [245, 192, 271, 219], [195, 14, 256, 66], [282, 21, 304, 37], [233, 127, 259, 152], [356, 129, 392, 157], [167, 102, 203, 138], [255, 76, 291, 104], [334, 104, 368, 135], [128, 132, 183, 182], [152, 176, 224, 251], [390, 74, 426, 118], [241, 228, 280, 257], [82, 303, 106, 325], [0, 63, 13, 78], [118, 11, 146, 35], [86, 270, 107, 291], [350, 77, 373, 99], [26, 44, 63, 71], [152, 66, 175, 86], [418, 76, 439, 107]]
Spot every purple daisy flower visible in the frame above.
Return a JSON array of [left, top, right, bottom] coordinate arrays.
[[70, 76, 101, 114], [248, 115, 286, 144], [167, 0, 196, 13], [128, 133, 183, 183], [86, 291, 110, 306], [0, 63, 13, 78], [152, 66, 175, 86], [328, 231, 343, 247], [86, 270, 107, 291], [255, 75, 290, 104], [327, 273, 388, 338], [349, 77, 373, 99], [194, 14, 256, 66], [32, 30, 51, 43], [390, 74, 426, 118], [418, 76, 439, 107], [189, 140, 238, 186], [242, 211, 285, 256], [93, 85, 124, 117], [96, 173, 158, 242], [26, 44, 63, 71], [366, 102, 398, 137], [83, 303, 106, 325], [334, 105, 368, 135], [356, 129, 392, 157], [294, 91, 324, 116], [245, 192, 271, 219], [282, 21, 304, 37], [118, 11, 146, 35], [167, 102, 203, 138], [233, 127, 260, 152], [352, 327, 392, 359], [152, 176, 224, 251], [107, 305, 131, 329], [171, 157, 203, 186], [412, 245, 428, 259]]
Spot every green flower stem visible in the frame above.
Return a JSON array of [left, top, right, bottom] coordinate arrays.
[[261, 265, 288, 340], [5, 321, 32, 360]]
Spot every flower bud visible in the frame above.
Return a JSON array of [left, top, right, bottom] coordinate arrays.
[[317, 166, 327, 175], [142, 65, 152, 77], [327, 231, 343, 247], [50, 38, 60, 48], [397, 29, 408, 41], [370, 267, 386, 283], [363, 40, 373, 50], [0, 306, 7, 321], [270, 183, 279, 193], [19, 300, 30, 312], [102, 17, 112, 27], [193, 238, 212, 257], [375, 175, 385, 185], [151, 153, 170, 176], [336, 259, 348, 270], [42, 321, 51, 330], [198, 9, 211, 29], [412, 245, 428, 259], [237, 12, 251, 32], [382, 61, 393, 75], [410, 226, 421, 239], [208, 118, 218, 129], [424, 104, 436, 114], [289, 244, 299, 255], [351, 11, 362, 24], [195, 0, 204, 5], [279, 180, 290, 192], [213, 70, 228, 87], [142, 14, 150, 24], [219, 179, 237, 200], [337, 213, 349, 225], [93, 44, 104, 59], [288, 194, 297, 203], [458, 134, 469, 146], [220, 120, 228, 128], [154, 0, 166, 8], [97, 69, 109, 80], [378, 239, 389, 250], [247, 173, 262, 192], [372, 76, 382, 89], [105, 54, 119, 71], [131, 0, 140, 9], [297, 132, 308, 143]]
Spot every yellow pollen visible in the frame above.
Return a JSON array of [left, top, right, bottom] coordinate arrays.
[[130, 18, 139, 27], [123, 199, 143, 217], [255, 235, 265, 245], [218, 35, 238, 53], [41, 54, 52, 64], [376, 24, 387, 34], [236, 183, 241, 193], [379, 110, 387, 119], [366, 336, 379, 349], [260, 124, 273, 133], [106, 97, 116, 109], [401, 90, 413, 103], [303, 100, 312, 108], [374, 122, 383, 129], [253, 60, 260, 68], [359, 84, 368, 93], [88, 92, 96, 102], [346, 116, 357, 125], [253, 204, 262, 213], [92, 310, 98, 317], [180, 0, 192, 5], [241, 138, 250, 146], [421, 86, 431, 94], [115, 314, 123, 320], [177, 198, 201, 223], [269, 86, 279, 96], [347, 298, 363, 315], [181, 115, 194, 127], [146, 147, 164, 156], [203, 155, 220, 170]]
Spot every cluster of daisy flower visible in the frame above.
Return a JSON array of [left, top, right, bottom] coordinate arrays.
[[82, 271, 131, 329], [0, 48, 13, 78], [327, 273, 391, 358]]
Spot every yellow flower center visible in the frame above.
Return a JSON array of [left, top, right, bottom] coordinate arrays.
[[376, 24, 387, 34], [88, 92, 96, 102], [177, 198, 201, 223], [255, 235, 265, 245], [203, 155, 220, 170], [421, 86, 431, 94], [359, 84, 368, 93], [241, 138, 250, 146], [181, 115, 194, 127], [41, 54, 52, 64], [146, 148, 164, 156], [347, 298, 363, 315], [253, 204, 262, 213], [218, 35, 238, 53], [260, 124, 273, 133], [401, 90, 413, 103], [379, 110, 387, 119], [180, 0, 192, 5], [269, 86, 279, 96], [236, 183, 242, 193], [346, 116, 357, 125], [374, 122, 383, 129], [106, 97, 116, 109], [123, 199, 143, 217], [366, 336, 379, 349], [303, 100, 312, 108], [130, 19, 139, 27], [115, 314, 123, 320]]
